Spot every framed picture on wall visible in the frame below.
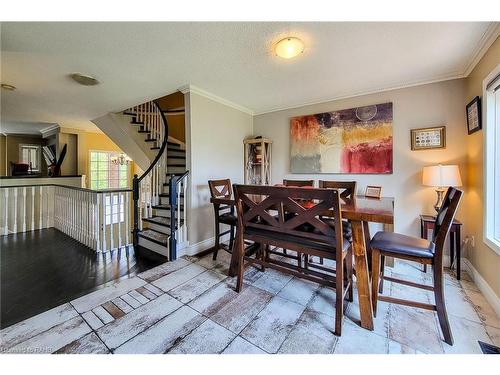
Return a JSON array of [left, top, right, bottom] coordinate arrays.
[[466, 96, 482, 135], [410, 126, 446, 151]]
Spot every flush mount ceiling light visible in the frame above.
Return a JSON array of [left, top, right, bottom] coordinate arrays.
[[274, 37, 304, 59], [70, 73, 100, 86], [1, 83, 16, 91]]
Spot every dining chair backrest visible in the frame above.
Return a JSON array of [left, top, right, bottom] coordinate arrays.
[[208, 179, 232, 199], [283, 179, 315, 187], [319, 180, 357, 200], [233, 184, 343, 250], [432, 187, 463, 263]]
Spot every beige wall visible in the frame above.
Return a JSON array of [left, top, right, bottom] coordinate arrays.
[[0, 135, 6, 176], [167, 114, 186, 143], [60, 128, 135, 188], [57, 132, 78, 175], [254, 79, 468, 245], [3, 135, 48, 176], [186, 92, 253, 247], [464, 36, 500, 299]]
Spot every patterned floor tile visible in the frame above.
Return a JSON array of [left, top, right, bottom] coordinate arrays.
[[240, 296, 305, 353], [169, 270, 227, 304], [96, 293, 182, 350], [334, 319, 387, 354], [463, 288, 500, 329], [70, 277, 146, 313], [81, 311, 104, 330], [114, 305, 205, 354], [211, 285, 273, 334], [443, 315, 492, 354], [55, 332, 109, 354], [188, 281, 239, 317], [222, 336, 266, 354], [168, 319, 235, 354], [0, 303, 78, 351], [277, 277, 319, 306], [4, 316, 91, 354], [152, 263, 207, 292], [137, 257, 192, 282], [278, 309, 337, 354], [388, 304, 444, 354]]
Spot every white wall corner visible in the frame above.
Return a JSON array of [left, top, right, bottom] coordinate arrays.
[[462, 258, 500, 317], [178, 84, 254, 115]]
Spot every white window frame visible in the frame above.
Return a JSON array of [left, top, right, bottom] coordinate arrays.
[[19, 144, 41, 172], [483, 63, 500, 255], [89, 150, 130, 190]]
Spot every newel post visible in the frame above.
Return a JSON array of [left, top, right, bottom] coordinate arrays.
[[132, 174, 139, 248]]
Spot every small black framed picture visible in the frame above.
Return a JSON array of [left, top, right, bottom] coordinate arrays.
[[466, 96, 482, 135]]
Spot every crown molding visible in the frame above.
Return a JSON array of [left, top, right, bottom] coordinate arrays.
[[39, 124, 60, 137], [463, 22, 500, 77], [178, 84, 254, 115], [253, 74, 464, 116], [180, 24, 499, 118]]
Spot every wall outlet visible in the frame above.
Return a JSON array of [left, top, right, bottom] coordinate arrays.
[[471, 235, 475, 248]]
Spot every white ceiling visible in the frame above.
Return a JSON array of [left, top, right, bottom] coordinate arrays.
[[1, 22, 498, 132]]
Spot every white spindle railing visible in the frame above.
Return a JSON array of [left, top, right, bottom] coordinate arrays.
[[0, 184, 132, 253], [124, 101, 168, 226]]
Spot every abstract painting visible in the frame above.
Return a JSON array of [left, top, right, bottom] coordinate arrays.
[[290, 102, 393, 174]]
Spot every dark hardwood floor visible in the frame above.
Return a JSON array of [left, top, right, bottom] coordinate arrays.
[[1, 228, 164, 329]]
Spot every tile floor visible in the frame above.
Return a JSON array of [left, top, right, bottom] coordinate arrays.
[[1, 250, 499, 354]]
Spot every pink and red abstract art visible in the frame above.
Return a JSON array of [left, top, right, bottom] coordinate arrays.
[[290, 102, 393, 174]]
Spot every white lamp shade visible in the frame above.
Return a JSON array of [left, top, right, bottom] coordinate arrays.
[[422, 164, 462, 187]]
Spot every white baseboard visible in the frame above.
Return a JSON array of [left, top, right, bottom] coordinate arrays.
[[461, 258, 500, 317], [178, 234, 229, 257]]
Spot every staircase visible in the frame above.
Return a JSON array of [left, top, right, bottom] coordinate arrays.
[[121, 101, 188, 260]]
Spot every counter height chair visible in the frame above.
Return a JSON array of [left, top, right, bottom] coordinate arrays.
[[208, 179, 237, 260], [283, 179, 315, 187], [233, 184, 353, 336], [370, 187, 463, 345]]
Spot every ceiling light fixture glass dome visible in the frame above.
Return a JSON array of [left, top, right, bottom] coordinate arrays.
[[274, 37, 305, 59]]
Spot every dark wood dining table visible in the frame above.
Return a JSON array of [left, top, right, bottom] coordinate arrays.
[[210, 194, 394, 332]]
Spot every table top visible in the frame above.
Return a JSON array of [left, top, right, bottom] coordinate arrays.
[[211, 194, 394, 224], [420, 214, 462, 225]]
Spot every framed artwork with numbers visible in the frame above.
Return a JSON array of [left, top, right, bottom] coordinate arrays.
[[410, 126, 446, 151]]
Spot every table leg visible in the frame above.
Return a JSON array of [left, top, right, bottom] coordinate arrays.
[[228, 237, 239, 277], [456, 226, 461, 280], [449, 232, 455, 270], [422, 223, 428, 273], [351, 220, 374, 331]]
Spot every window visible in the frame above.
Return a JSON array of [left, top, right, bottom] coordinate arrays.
[[89, 150, 130, 190], [105, 194, 125, 225], [19, 144, 41, 172], [484, 64, 500, 254]]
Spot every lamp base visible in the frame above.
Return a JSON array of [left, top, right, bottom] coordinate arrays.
[[434, 189, 445, 213]]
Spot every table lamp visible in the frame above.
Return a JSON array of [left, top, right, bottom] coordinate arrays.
[[422, 164, 462, 213]]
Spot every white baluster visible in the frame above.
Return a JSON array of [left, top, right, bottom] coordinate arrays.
[[95, 192, 101, 252], [125, 191, 130, 246], [101, 193, 106, 252], [110, 192, 114, 251], [3, 189, 8, 235], [118, 192, 123, 249], [31, 186, 35, 231], [13, 187, 18, 233]]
